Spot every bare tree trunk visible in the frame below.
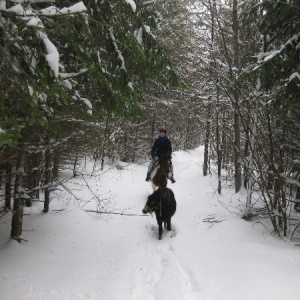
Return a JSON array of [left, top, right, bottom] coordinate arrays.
[[5, 162, 12, 210], [11, 142, 26, 242], [222, 114, 228, 169], [131, 118, 140, 163], [73, 152, 78, 177], [266, 113, 280, 234], [203, 105, 211, 176], [25, 153, 40, 208], [44, 135, 51, 213], [233, 0, 241, 192], [278, 127, 287, 236], [243, 113, 250, 189], [53, 150, 60, 179], [100, 117, 109, 171], [245, 106, 257, 220], [234, 105, 241, 192], [122, 133, 129, 162], [216, 89, 222, 194], [204, 0, 216, 178]]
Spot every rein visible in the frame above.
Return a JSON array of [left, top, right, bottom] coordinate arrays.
[[160, 195, 162, 217], [145, 195, 163, 217], [145, 204, 157, 214]]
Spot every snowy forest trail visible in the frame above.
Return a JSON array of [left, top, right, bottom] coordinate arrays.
[[1, 148, 300, 300], [109, 149, 204, 300]]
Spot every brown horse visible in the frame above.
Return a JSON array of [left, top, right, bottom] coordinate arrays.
[[149, 156, 172, 191]]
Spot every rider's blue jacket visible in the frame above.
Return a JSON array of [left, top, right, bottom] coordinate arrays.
[[151, 135, 172, 159]]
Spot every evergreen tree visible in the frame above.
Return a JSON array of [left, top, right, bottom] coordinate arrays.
[[241, 0, 300, 235], [0, 0, 181, 241]]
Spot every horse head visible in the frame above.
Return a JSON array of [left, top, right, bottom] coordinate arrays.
[[142, 204, 151, 214]]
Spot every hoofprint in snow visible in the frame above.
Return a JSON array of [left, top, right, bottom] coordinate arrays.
[[1, 147, 300, 300]]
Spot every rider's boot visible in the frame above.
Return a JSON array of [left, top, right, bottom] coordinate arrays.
[[170, 176, 176, 183], [145, 173, 151, 182]]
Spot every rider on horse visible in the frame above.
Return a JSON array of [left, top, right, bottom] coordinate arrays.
[[145, 129, 176, 183]]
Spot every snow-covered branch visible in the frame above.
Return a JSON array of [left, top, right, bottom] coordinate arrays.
[[124, 0, 136, 12], [254, 33, 300, 68], [4, 2, 87, 77], [108, 27, 127, 71]]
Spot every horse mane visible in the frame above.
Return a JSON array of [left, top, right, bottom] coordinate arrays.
[[150, 155, 171, 191], [152, 156, 169, 186]]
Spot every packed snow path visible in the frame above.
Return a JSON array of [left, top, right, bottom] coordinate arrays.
[[1, 148, 300, 300]]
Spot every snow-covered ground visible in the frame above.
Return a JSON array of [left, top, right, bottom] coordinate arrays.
[[1, 147, 300, 300]]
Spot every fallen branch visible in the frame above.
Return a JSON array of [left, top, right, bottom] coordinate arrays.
[[51, 208, 68, 212], [202, 217, 224, 224], [85, 209, 148, 217], [252, 221, 268, 230]]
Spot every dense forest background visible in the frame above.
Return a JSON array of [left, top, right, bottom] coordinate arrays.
[[1, 0, 300, 241]]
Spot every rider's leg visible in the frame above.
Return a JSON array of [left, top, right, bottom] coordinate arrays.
[[170, 163, 174, 176], [147, 156, 159, 173], [170, 161, 176, 183], [146, 156, 159, 181]]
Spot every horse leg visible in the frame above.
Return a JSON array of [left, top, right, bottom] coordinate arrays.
[[158, 221, 163, 240], [166, 218, 171, 231]]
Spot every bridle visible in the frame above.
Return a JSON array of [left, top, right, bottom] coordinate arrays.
[[144, 198, 163, 217]]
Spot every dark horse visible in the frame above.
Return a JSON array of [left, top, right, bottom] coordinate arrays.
[[142, 173, 176, 240], [149, 155, 172, 192]]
